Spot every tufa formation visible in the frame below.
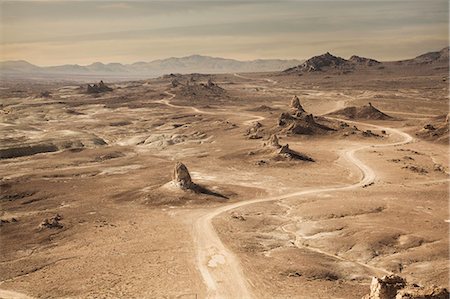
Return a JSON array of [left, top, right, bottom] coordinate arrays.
[[173, 162, 194, 190], [290, 95, 305, 113], [267, 134, 281, 148]]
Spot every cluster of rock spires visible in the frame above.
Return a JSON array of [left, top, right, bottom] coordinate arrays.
[[178, 77, 226, 99], [362, 275, 448, 299], [283, 52, 380, 73], [278, 95, 335, 135], [86, 80, 113, 94], [265, 134, 314, 162]]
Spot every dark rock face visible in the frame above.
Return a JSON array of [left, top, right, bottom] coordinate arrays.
[[86, 81, 113, 94], [284, 52, 348, 72], [173, 162, 194, 190]]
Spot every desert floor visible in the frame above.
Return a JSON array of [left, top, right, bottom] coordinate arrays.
[[0, 67, 448, 298]]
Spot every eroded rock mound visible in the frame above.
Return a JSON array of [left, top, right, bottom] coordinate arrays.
[[362, 275, 448, 299], [284, 52, 348, 73], [247, 105, 277, 112], [363, 275, 406, 299], [290, 95, 305, 113], [245, 122, 264, 139], [86, 80, 113, 94], [403, 46, 449, 65], [277, 144, 314, 161], [349, 55, 381, 66], [277, 97, 335, 135], [180, 79, 226, 101], [266, 134, 281, 148], [283, 52, 381, 73], [396, 285, 449, 299], [328, 103, 393, 120], [416, 114, 449, 144], [173, 162, 194, 190], [281, 113, 335, 135], [39, 214, 63, 229], [39, 91, 52, 98]]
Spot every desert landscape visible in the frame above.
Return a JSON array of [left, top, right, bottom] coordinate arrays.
[[0, 45, 449, 299]]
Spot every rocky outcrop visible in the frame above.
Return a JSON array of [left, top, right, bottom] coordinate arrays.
[[291, 95, 305, 113], [173, 162, 194, 190], [207, 78, 215, 88], [278, 144, 314, 161], [284, 52, 348, 73], [39, 214, 63, 229], [277, 97, 335, 135], [283, 52, 382, 73], [416, 114, 449, 144], [362, 275, 448, 299], [39, 91, 52, 98], [364, 275, 406, 299], [266, 134, 281, 148], [327, 103, 393, 120], [396, 285, 449, 299], [403, 46, 449, 65], [171, 79, 180, 87], [86, 80, 113, 94], [245, 122, 264, 139], [278, 112, 295, 126], [349, 55, 381, 66]]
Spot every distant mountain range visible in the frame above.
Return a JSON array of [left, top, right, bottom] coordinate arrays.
[[0, 55, 302, 80], [283, 47, 449, 73], [1, 48, 447, 81]]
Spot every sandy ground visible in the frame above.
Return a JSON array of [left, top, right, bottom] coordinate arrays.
[[0, 63, 448, 298]]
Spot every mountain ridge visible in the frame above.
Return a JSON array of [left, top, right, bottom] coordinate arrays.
[[0, 54, 302, 78]]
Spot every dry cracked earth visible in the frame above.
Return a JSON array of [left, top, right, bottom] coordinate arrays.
[[0, 59, 449, 298]]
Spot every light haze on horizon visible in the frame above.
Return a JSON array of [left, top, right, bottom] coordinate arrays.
[[0, 0, 448, 66]]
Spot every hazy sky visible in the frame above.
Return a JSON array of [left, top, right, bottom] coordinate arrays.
[[0, 0, 448, 66]]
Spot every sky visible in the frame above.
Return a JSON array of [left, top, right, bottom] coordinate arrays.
[[0, 0, 448, 66]]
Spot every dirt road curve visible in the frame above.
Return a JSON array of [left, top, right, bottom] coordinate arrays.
[[193, 123, 413, 298], [158, 85, 414, 298]]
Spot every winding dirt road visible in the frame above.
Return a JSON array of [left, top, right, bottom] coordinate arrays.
[[154, 85, 414, 298], [192, 124, 413, 298], [158, 80, 415, 299]]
